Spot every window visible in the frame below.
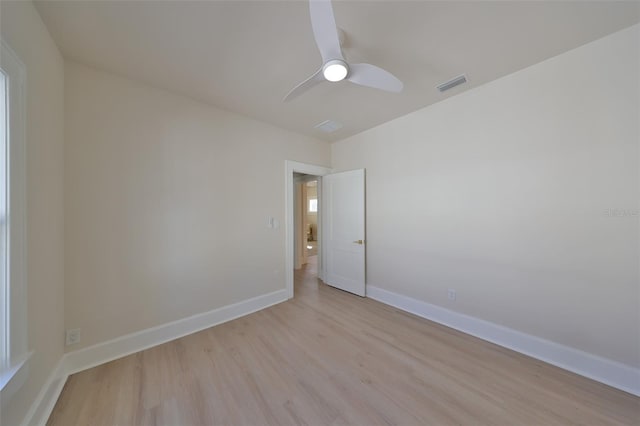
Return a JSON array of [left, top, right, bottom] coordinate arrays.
[[0, 40, 28, 393], [309, 198, 318, 213]]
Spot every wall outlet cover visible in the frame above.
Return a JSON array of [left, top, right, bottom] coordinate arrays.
[[66, 328, 81, 346], [447, 289, 457, 301]]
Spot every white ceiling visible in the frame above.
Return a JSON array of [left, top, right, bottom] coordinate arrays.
[[35, 0, 640, 142]]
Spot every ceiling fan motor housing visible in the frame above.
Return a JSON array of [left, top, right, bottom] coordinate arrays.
[[322, 59, 349, 82]]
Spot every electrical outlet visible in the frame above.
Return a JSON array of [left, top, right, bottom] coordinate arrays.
[[447, 289, 456, 301], [66, 328, 81, 346], [267, 217, 280, 229]]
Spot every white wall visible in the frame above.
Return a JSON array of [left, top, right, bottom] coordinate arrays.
[[65, 62, 330, 350], [332, 25, 639, 368], [0, 1, 65, 425]]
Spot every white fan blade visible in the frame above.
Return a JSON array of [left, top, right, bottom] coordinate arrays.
[[309, 0, 344, 63], [283, 68, 324, 102], [347, 63, 404, 93]]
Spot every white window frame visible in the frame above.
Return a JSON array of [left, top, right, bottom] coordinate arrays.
[[0, 39, 30, 395], [308, 198, 318, 213]]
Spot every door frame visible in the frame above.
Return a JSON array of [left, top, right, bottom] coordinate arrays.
[[285, 161, 332, 299]]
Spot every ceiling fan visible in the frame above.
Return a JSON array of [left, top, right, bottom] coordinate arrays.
[[283, 0, 404, 102]]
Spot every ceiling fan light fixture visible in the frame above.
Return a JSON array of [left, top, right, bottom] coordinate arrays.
[[323, 59, 348, 82], [282, 0, 403, 102]]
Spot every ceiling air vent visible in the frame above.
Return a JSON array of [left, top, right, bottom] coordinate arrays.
[[437, 74, 467, 92], [314, 120, 343, 133]]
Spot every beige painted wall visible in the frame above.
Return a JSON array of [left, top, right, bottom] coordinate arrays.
[[0, 1, 65, 425], [294, 179, 307, 269], [64, 61, 330, 350], [332, 24, 640, 368]]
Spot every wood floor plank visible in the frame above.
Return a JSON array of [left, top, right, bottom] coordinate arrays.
[[47, 259, 640, 425]]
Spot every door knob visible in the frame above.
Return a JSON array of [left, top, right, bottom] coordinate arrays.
[[353, 239, 364, 245]]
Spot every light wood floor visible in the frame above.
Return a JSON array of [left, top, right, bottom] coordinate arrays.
[[48, 258, 639, 425]]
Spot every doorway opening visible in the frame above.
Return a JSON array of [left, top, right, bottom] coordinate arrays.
[[294, 174, 319, 268], [293, 174, 320, 296], [285, 161, 332, 299]]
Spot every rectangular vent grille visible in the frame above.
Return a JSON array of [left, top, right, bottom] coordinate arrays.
[[437, 75, 467, 92], [314, 120, 343, 133]]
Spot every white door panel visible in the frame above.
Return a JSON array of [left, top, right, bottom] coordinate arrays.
[[322, 169, 365, 296]]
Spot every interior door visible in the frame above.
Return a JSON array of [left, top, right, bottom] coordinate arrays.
[[322, 169, 365, 296]]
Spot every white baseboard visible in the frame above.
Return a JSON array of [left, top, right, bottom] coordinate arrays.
[[20, 359, 66, 426], [64, 289, 288, 375], [21, 289, 288, 426], [366, 285, 640, 397]]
